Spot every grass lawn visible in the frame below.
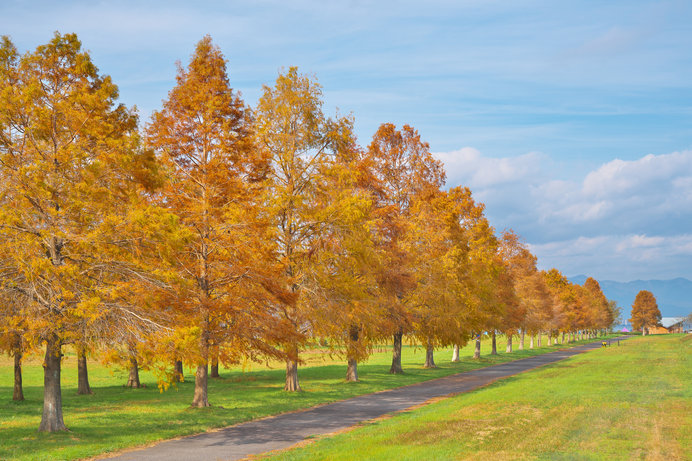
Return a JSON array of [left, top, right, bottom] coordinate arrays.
[[0, 333, 608, 460], [265, 334, 691, 461]]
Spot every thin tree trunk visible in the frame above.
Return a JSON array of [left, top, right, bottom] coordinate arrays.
[[126, 356, 141, 388], [530, 334, 535, 349], [423, 340, 436, 368], [537, 332, 542, 347], [77, 347, 93, 395], [191, 364, 210, 406], [346, 325, 359, 381], [39, 335, 66, 432], [473, 334, 481, 359], [192, 315, 211, 404], [506, 333, 513, 352], [174, 359, 184, 382], [642, 327, 647, 336], [548, 334, 552, 346], [491, 331, 498, 355], [451, 344, 460, 362], [519, 329, 525, 350], [13, 346, 24, 402], [346, 358, 358, 382], [562, 331, 566, 344], [284, 342, 301, 391], [389, 329, 404, 374]]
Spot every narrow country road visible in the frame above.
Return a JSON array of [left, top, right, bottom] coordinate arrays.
[[103, 338, 627, 461]]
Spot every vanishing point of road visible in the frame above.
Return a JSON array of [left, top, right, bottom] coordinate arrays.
[[104, 338, 626, 461]]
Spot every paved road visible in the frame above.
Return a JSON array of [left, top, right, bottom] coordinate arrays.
[[104, 338, 627, 461]]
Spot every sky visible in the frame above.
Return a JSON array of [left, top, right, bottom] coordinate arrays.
[[2, 0, 692, 282]]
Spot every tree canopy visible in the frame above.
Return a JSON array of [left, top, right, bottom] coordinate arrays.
[[0, 33, 621, 432]]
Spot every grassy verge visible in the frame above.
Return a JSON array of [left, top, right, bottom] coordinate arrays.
[[265, 334, 691, 461], [0, 334, 611, 460]]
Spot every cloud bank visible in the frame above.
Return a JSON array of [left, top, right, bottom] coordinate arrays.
[[434, 149, 692, 281]]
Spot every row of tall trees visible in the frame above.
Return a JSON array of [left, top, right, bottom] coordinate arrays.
[[0, 33, 617, 432]]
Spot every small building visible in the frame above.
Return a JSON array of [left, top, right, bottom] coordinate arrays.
[[648, 324, 670, 335], [660, 317, 691, 334]]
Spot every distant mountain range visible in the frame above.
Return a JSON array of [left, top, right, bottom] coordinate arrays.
[[569, 275, 692, 320]]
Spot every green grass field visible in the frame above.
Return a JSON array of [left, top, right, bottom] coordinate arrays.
[[0, 333, 601, 460], [265, 334, 692, 461]]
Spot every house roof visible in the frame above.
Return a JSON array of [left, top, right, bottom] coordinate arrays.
[[660, 317, 686, 328]]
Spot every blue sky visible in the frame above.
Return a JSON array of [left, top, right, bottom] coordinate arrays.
[[3, 0, 692, 281]]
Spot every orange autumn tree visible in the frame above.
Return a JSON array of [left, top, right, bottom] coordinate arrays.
[[629, 290, 661, 335], [454, 187, 503, 360], [0, 33, 166, 432], [498, 230, 538, 352], [364, 123, 446, 374], [543, 268, 585, 343], [307, 153, 384, 382], [582, 277, 613, 336], [146, 36, 288, 406], [404, 187, 483, 368], [255, 66, 359, 391]]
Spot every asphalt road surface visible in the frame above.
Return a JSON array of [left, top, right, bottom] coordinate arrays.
[[104, 338, 627, 461]]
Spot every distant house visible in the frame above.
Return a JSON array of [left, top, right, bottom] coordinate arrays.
[[648, 324, 670, 335], [660, 317, 691, 333]]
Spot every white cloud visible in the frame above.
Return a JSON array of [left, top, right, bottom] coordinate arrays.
[[531, 233, 692, 281], [435, 147, 692, 280], [433, 148, 544, 188], [583, 151, 692, 198]]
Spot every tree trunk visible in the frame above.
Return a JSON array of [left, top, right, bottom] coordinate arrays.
[[642, 327, 647, 336], [473, 334, 481, 359], [423, 341, 436, 368], [530, 335, 535, 349], [13, 347, 24, 402], [346, 358, 358, 382], [77, 347, 93, 395], [451, 344, 460, 362], [537, 332, 542, 347], [519, 330, 525, 350], [174, 359, 184, 382], [562, 332, 566, 344], [284, 358, 301, 391], [491, 331, 497, 355], [39, 335, 66, 432], [548, 334, 552, 346], [126, 357, 141, 388], [389, 330, 404, 374], [191, 364, 210, 406], [210, 356, 219, 378], [506, 333, 513, 352], [346, 325, 359, 381]]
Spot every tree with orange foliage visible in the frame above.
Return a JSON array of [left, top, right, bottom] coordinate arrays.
[[543, 269, 583, 343], [146, 36, 289, 406], [629, 290, 661, 335], [582, 277, 613, 337], [453, 188, 503, 360], [254, 67, 358, 391], [404, 187, 496, 368], [498, 230, 555, 351], [0, 33, 167, 431], [364, 123, 446, 373], [305, 141, 388, 382]]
